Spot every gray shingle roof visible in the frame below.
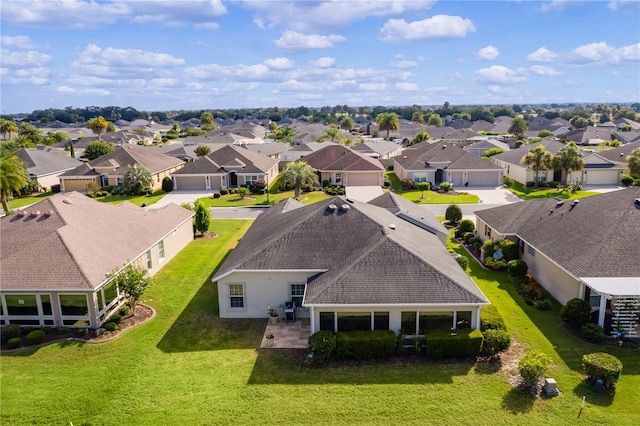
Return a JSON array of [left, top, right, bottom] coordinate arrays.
[[300, 144, 385, 172], [491, 139, 565, 166], [395, 141, 503, 171], [475, 189, 640, 279], [597, 141, 640, 163], [214, 196, 488, 306], [1, 192, 193, 291], [16, 148, 82, 177], [171, 144, 278, 175], [367, 192, 448, 238]]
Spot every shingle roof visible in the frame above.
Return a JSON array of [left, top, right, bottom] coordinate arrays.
[[16, 148, 82, 177], [171, 144, 278, 175], [214, 196, 488, 306], [301, 144, 385, 172], [475, 189, 640, 279], [1, 192, 193, 291], [394, 141, 502, 171], [596, 141, 640, 163], [491, 139, 565, 166], [367, 192, 448, 238]]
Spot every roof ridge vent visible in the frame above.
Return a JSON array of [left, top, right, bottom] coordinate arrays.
[[555, 200, 564, 208]]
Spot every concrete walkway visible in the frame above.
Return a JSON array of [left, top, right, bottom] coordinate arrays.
[[463, 185, 522, 204], [148, 190, 213, 209]]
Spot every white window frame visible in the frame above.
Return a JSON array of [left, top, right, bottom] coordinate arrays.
[[290, 283, 305, 307], [413, 173, 427, 183], [228, 284, 245, 310], [158, 240, 165, 262], [245, 175, 259, 186], [145, 250, 152, 270], [334, 173, 342, 184]]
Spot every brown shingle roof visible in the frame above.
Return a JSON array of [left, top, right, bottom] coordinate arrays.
[[395, 141, 502, 171], [300, 145, 385, 172], [171, 144, 278, 175]]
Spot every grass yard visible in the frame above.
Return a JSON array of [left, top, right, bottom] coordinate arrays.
[[2, 221, 638, 425], [508, 181, 600, 200], [386, 171, 480, 204], [6, 191, 53, 210], [197, 190, 329, 207], [96, 190, 167, 206]]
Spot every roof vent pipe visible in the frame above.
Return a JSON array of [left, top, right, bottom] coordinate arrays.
[[44, 210, 54, 217], [18, 210, 27, 217], [327, 204, 337, 211], [31, 210, 40, 217], [340, 204, 351, 212]]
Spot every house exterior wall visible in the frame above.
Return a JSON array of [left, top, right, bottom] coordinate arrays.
[[521, 244, 581, 305], [408, 170, 436, 183], [36, 173, 67, 191], [60, 177, 100, 192], [492, 158, 529, 184]]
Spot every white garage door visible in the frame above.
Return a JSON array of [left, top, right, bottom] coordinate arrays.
[[467, 171, 500, 186], [175, 176, 207, 190], [448, 171, 463, 186], [585, 170, 619, 185], [346, 172, 380, 186]]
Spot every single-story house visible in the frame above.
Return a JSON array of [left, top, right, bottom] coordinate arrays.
[[0, 191, 194, 328], [300, 144, 385, 186], [475, 189, 640, 335], [59, 145, 185, 192], [352, 140, 403, 159], [597, 141, 640, 176], [171, 144, 279, 191], [463, 139, 510, 157], [212, 196, 489, 334], [16, 148, 83, 190], [394, 141, 504, 186]]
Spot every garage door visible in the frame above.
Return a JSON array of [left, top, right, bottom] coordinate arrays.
[[467, 171, 500, 186], [174, 176, 207, 190], [448, 171, 463, 186], [346, 172, 381, 186], [585, 170, 619, 185]]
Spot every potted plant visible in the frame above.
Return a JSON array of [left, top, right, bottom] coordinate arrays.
[[268, 306, 279, 324]]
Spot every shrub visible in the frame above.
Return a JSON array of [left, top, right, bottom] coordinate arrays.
[[119, 305, 131, 316], [211, 192, 220, 199], [621, 174, 634, 186], [416, 181, 431, 192], [43, 326, 53, 334], [439, 182, 452, 192], [533, 299, 552, 311], [463, 232, 475, 244], [250, 179, 267, 194], [560, 298, 592, 327], [547, 181, 561, 188], [77, 328, 89, 336], [581, 323, 605, 343], [634, 178, 640, 187], [481, 329, 511, 356], [525, 181, 536, 188], [582, 353, 623, 388], [503, 176, 514, 188], [445, 204, 463, 225], [498, 239, 518, 262], [336, 330, 396, 360], [104, 322, 118, 332], [507, 260, 528, 278], [161, 176, 174, 192], [219, 188, 229, 195], [455, 255, 469, 271], [57, 327, 70, 335], [401, 178, 415, 190], [537, 181, 549, 188], [27, 330, 46, 345], [482, 240, 496, 258], [481, 305, 506, 331], [425, 329, 484, 359], [518, 351, 551, 389], [459, 219, 475, 234], [1, 324, 22, 343], [109, 314, 122, 325], [485, 257, 507, 270], [7, 337, 22, 349], [308, 330, 336, 361], [322, 179, 330, 188]]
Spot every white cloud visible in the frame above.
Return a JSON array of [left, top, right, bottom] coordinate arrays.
[[474, 65, 527, 84], [194, 22, 220, 31], [449, 72, 463, 80], [396, 82, 419, 91], [274, 31, 346, 53], [72, 44, 184, 72], [379, 15, 476, 42], [607, 0, 637, 11], [527, 47, 559, 63], [391, 60, 418, 69], [311, 57, 336, 68], [2, 66, 50, 85], [1, 35, 36, 49], [530, 65, 562, 76], [185, 63, 271, 81], [0, 49, 52, 67], [359, 83, 387, 91], [56, 86, 110, 96], [476, 45, 499, 61], [540, 0, 575, 12], [263, 57, 295, 70], [569, 41, 640, 65]]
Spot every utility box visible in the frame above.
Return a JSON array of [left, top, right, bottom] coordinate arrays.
[[543, 378, 559, 396]]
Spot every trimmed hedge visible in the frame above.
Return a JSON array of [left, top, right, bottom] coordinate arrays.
[[507, 259, 528, 278], [104, 322, 118, 332], [1, 324, 22, 343], [481, 329, 511, 356], [27, 330, 46, 345], [109, 314, 122, 325], [560, 298, 591, 327], [336, 330, 396, 360], [425, 329, 484, 359], [7, 337, 22, 349], [581, 323, 605, 343], [308, 330, 336, 361], [582, 352, 623, 388], [518, 351, 551, 389], [481, 305, 506, 331]]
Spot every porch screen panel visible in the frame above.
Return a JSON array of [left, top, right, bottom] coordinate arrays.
[[456, 311, 472, 329], [374, 312, 390, 330], [401, 311, 417, 335], [419, 312, 454, 332], [5, 295, 38, 316], [41, 295, 52, 315], [319, 312, 335, 332], [337, 312, 371, 331], [59, 294, 89, 316]]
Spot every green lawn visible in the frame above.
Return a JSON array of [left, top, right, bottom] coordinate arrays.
[[96, 190, 167, 206], [2, 221, 638, 425], [386, 171, 480, 204], [6, 192, 53, 210], [508, 181, 600, 200], [197, 190, 330, 207]]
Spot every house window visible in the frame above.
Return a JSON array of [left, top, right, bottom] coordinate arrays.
[[528, 245, 536, 257], [59, 294, 88, 316], [245, 175, 259, 186], [319, 312, 335, 331], [374, 312, 390, 330], [335, 173, 342, 184], [337, 312, 371, 331], [485, 225, 491, 238], [103, 281, 119, 309], [401, 311, 417, 335], [419, 312, 454, 332], [413, 173, 427, 183], [116, 177, 124, 186], [536, 171, 548, 182], [519, 239, 524, 255], [228, 284, 245, 309], [5, 295, 38, 316], [146, 251, 152, 270], [290, 284, 305, 307], [158, 240, 165, 262]]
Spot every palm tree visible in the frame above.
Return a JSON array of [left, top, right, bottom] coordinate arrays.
[[274, 127, 297, 144], [376, 112, 399, 140], [552, 142, 584, 184], [508, 116, 528, 140], [0, 145, 29, 213], [87, 116, 109, 140], [282, 161, 319, 199], [123, 163, 152, 195], [627, 148, 640, 178], [410, 131, 431, 146], [411, 111, 424, 124], [339, 116, 355, 131], [427, 114, 443, 127], [521, 145, 553, 188], [18, 123, 43, 145], [320, 128, 343, 143], [1, 119, 18, 140]]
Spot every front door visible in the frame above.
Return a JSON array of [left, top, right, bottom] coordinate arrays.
[[435, 169, 444, 184], [553, 169, 562, 182], [229, 171, 238, 187], [205, 176, 211, 190]]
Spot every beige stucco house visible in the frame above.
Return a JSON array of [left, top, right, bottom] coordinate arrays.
[[16, 148, 83, 191], [300, 144, 385, 186]]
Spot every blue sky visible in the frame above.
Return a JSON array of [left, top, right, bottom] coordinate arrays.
[[1, 0, 639, 113]]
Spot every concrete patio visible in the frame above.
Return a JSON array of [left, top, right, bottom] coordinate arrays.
[[260, 318, 311, 349]]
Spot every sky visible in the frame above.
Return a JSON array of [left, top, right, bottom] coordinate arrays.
[[1, 0, 639, 114]]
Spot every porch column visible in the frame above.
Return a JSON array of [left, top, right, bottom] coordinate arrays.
[[578, 282, 584, 299], [309, 306, 315, 333], [475, 306, 482, 330], [598, 296, 607, 327]]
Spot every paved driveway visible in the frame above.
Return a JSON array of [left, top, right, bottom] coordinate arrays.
[[463, 185, 522, 204], [148, 190, 213, 209]]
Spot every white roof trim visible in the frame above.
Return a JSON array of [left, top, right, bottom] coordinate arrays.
[[581, 277, 640, 297]]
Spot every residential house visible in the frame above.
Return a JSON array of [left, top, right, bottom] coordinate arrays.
[[59, 145, 185, 192], [171, 144, 279, 191], [394, 141, 504, 186], [0, 191, 194, 328], [564, 126, 616, 146], [212, 196, 489, 334], [463, 139, 510, 157], [352, 140, 403, 159], [16, 148, 83, 190], [610, 129, 640, 145], [597, 141, 640, 176], [475, 189, 640, 334], [300, 144, 385, 186]]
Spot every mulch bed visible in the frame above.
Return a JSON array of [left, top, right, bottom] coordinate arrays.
[[1, 303, 155, 352], [195, 231, 218, 239]]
